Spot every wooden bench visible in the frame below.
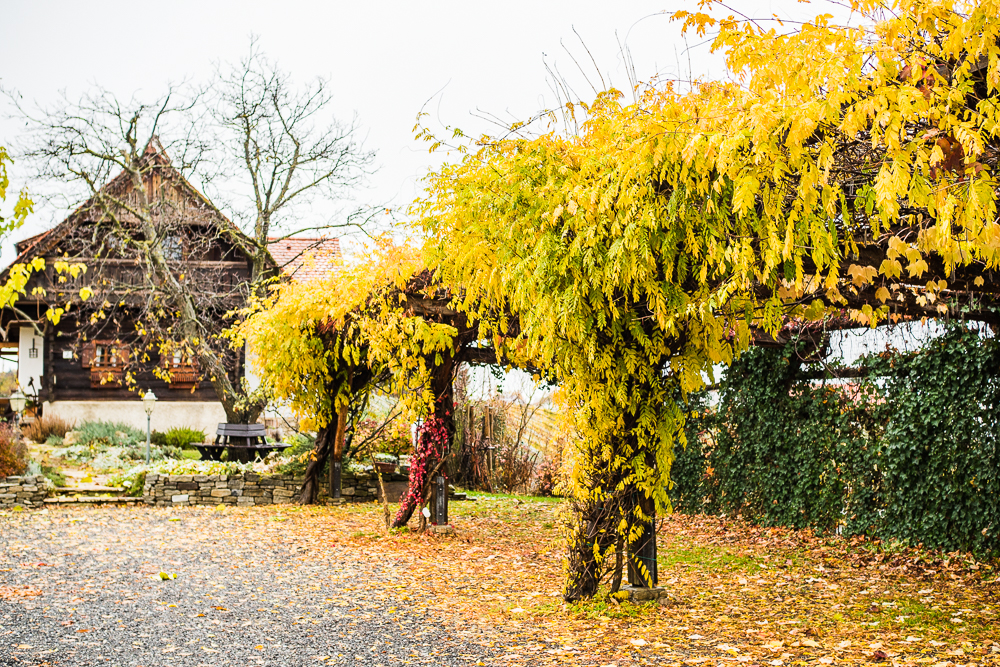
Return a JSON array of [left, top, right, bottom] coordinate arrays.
[[194, 423, 291, 463]]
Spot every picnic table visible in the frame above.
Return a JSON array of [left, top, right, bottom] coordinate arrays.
[[194, 423, 291, 463]]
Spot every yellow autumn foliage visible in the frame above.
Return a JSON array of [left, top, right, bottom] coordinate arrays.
[[238, 0, 1000, 597], [234, 237, 457, 428], [415, 0, 1000, 595]]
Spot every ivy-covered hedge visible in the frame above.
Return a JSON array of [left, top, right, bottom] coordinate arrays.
[[670, 326, 1000, 556]]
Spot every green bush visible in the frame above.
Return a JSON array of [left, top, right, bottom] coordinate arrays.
[[109, 468, 147, 496], [874, 328, 1000, 554], [77, 420, 144, 448], [273, 432, 317, 475], [668, 391, 714, 515], [282, 432, 316, 456], [41, 464, 66, 487], [163, 427, 206, 449]]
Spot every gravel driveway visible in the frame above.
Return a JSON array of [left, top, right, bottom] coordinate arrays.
[[0, 506, 499, 667]]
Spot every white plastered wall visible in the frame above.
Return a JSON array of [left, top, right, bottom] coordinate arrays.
[[43, 401, 228, 438], [18, 326, 45, 397]]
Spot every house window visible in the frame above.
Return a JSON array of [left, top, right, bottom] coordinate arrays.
[[162, 347, 199, 390], [162, 235, 183, 260], [82, 340, 129, 388], [106, 234, 123, 254]]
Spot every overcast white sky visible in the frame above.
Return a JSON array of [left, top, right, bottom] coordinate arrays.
[[0, 0, 847, 262]]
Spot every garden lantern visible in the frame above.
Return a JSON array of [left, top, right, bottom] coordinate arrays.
[[142, 390, 157, 463], [9, 390, 26, 434], [9, 390, 26, 417]]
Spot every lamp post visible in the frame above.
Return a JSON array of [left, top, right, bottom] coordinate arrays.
[[9, 390, 26, 432], [142, 391, 157, 463]]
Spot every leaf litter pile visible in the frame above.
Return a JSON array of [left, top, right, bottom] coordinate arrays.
[[1, 498, 998, 667]]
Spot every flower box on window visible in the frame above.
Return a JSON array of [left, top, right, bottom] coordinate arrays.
[[82, 340, 129, 388], [162, 348, 199, 390]]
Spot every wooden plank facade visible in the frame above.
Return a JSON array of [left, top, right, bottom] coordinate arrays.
[[0, 147, 257, 431]]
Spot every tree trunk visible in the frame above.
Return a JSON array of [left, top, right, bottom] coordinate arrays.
[[328, 400, 349, 498], [298, 427, 332, 504], [563, 511, 607, 601]]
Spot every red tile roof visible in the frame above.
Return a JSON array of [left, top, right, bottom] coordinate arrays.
[[266, 237, 341, 281]]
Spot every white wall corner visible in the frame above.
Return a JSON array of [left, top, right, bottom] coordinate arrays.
[[18, 326, 44, 398]]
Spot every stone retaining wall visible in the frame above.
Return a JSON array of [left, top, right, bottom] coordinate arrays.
[[0, 475, 49, 509], [143, 471, 403, 507]]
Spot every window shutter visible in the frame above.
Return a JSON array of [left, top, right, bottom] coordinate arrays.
[[114, 343, 130, 367], [80, 341, 96, 368]]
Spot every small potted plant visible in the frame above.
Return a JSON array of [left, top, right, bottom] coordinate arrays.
[[373, 453, 397, 474]]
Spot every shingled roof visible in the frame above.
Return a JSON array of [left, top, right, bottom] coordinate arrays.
[[4, 139, 342, 288], [1, 138, 252, 283], [266, 237, 342, 281]]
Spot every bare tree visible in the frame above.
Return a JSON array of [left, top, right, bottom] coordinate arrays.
[[7, 43, 376, 423], [204, 41, 376, 298]]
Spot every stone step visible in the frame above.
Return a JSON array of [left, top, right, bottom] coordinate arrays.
[[51, 485, 125, 495], [43, 496, 141, 504]]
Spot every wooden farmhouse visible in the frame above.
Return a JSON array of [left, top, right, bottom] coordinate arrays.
[[0, 144, 339, 434]]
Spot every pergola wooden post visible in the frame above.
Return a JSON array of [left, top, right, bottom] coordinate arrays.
[[329, 399, 348, 500]]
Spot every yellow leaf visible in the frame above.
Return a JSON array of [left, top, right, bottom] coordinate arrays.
[[879, 259, 902, 279], [907, 259, 929, 278]]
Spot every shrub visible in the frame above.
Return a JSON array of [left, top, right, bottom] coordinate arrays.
[[150, 431, 168, 447], [117, 470, 147, 497], [24, 414, 74, 443], [41, 464, 66, 487], [272, 432, 317, 476], [77, 420, 144, 448], [276, 453, 310, 476], [52, 434, 182, 471], [283, 432, 316, 455], [163, 427, 206, 449], [0, 423, 27, 477]]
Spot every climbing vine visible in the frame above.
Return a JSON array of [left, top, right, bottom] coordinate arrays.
[[393, 416, 449, 528], [671, 325, 1000, 556]]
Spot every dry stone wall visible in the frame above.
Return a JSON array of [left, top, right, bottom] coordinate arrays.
[[143, 472, 395, 507], [0, 475, 49, 508]]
